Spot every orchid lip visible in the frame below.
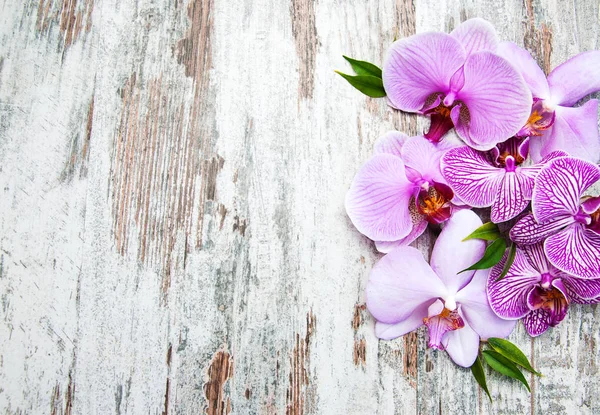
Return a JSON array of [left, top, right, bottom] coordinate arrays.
[[423, 299, 464, 350], [516, 99, 556, 138]]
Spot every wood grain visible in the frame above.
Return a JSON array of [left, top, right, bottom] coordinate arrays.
[[1, 0, 599, 414]]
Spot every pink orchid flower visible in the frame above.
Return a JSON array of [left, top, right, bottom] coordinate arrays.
[[498, 42, 600, 162], [383, 18, 532, 150], [346, 132, 458, 252], [366, 210, 516, 367], [487, 243, 600, 337], [441, 136, 567, 223], [510, 157, 600, 279]]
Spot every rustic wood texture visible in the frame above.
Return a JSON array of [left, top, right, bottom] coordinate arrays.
[[0, 0, 599, 413]]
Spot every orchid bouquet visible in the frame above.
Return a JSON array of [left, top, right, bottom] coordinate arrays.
[[338, 18, 600, 397]]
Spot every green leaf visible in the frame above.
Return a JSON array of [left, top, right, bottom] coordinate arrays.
[[471, 356, 492, 402], [482, 350, 530, 392], [342, 55, 383, 78], [462, 222, 502, 241], [459, 238, 507, 273], [335, 71, 386, 98], [488, 338, 541, 376], [496, 243, 517, 281]]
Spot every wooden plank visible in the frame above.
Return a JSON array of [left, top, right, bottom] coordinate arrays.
[[0, 0, 599, 414]]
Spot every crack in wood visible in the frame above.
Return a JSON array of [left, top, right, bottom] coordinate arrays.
[[36, 0, 94, 49], [524, 0, 553, 75], [290, 0, 318, 101], [204, 348, 234, 415], [286, 311, 316, 415]]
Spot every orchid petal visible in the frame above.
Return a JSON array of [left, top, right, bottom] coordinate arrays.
[[401, 136, 448, 184], [521, 242, 551, 274], [490, 172, 531, 223], [510, 214, 575, 245], [545, 224, 600, 279], [496, 41, 550, 99], [375, 301, 432, 340], [518, 150, 569, 186], [456, 269, 517, 339], [450, 18, 498, 55], [455, 52, 532, 150], [547, 51, 600, 106], [430, 210, 485, 294], [374, 131, 410, 157], [383, 32, 466, 112], [443, 316, 480, 367], [532, 157, 600, 223], [581, 196, 600, 214], [523, 309, 551, 337], [374, 219, 428, 253], [530, 100, 600, 163], [487, 248, 540, 319], [346, 154, 416, 241], [561, 274, 600, 301], [442, 146, 504, 207], [365, 246, 446, 324]]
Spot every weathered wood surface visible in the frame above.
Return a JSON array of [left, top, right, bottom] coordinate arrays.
[[0, 0, 599, 413]]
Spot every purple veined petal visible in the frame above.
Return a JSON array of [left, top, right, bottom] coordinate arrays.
[[456, 269, 517, 339], [374, 131, 410, 157], [490, 172, 531, 223], [401, 136, 447, 184], [510, 214, 575, 245], [523, 309, 551, 337], [430, 209, 486, 294], [346, 154, 416, 242], [487, 248, 540, 319], [518, 150, 570, 187], [441, 146, 505, 207], [521, 242, 552, 274], [442, 314, 480, 367], [450, 18, 499, 55], [561, 274, 600, 301], [532, 156, 600, 223], [375, 301, 433, 340], [365, 246, 447, 324], [547, 50, 600, 107], [545, 224, 600, 279], [529, 100, 600, 163], [374, 218, 428, 253], [496, 41, 550, 99], [383, 32, 467, 112], [455, 52, 532, 150]]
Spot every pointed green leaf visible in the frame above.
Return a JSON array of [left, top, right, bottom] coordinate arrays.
[[471, 356, 492, 402], [482, 350, 530, 392], [335, 71, 386, 98], [496, 243, 517, 281], [459, 238, 507, 273], [342, 56, 383, 78], [488, 338, 541, 376], [462, 222, 502, 241]]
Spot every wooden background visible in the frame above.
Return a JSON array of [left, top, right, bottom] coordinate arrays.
[[1, 0, 599, 413]]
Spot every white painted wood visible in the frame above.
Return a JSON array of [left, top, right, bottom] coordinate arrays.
[[0, 0, 599, 414]]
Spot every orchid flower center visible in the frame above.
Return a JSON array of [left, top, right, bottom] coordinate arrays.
[[421, 93, 470, 143], [529, 277, 569, 327], [416, 182, 454, 225], [423, 303, 464, 350], [579, 196, 600, 234], [489, 136, 528, 172], [516, 99, 555, 138]]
